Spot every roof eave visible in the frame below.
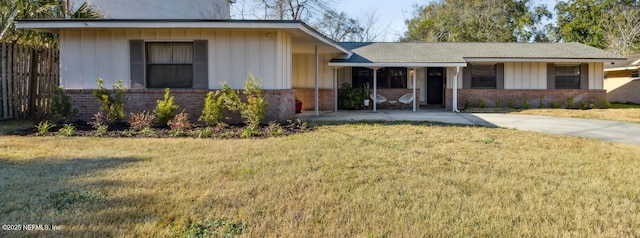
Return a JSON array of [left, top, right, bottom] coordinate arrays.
[[465, 57, 627, 63], [15, 19, 353, 56], [327, 62, 468, 68]]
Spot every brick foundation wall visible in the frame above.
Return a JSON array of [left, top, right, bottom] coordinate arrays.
[[445, 89, 607, 109], [66, 89, 295, 123], [294, 88, 335, 111]]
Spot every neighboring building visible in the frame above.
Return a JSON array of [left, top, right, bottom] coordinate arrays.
[[604, 54, 640, 104], [16, 19, 624, 121], [69, 0, 233, 19]]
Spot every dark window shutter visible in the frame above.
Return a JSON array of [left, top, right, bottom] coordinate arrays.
[[580, 63, 589, 89], [193, 40, 208, 89], [463, 65, 472, 89], [496, 63, 504, 89], [547, 63, 555, 89], [130, 40, 145, 89]]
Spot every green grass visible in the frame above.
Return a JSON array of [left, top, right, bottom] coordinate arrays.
[[1, 124, 639, 237]]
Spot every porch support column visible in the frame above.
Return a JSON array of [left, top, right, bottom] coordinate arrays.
[[412, 68, 417, 112], [373, 68, 378, 112], [314, 46, 319, 116], [453, 66, 460, 112], [333, 68, 338, 112]]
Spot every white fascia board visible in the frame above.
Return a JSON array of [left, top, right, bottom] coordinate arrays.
[[15, 20, 352, 56], [604, 65, 640, 71], [327, 62, 467, 68], [465, 57, 626, 63]]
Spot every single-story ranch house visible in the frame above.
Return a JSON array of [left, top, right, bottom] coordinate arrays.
[[16, 19, 624, 121], [604, 54, 640, 104]]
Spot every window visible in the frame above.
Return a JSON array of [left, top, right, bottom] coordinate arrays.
[[471, 64, 496, 89], [632, 69, 639, 79], [351, 67, 407, 88], [555, 65, 581, 89], [146, 42, 194, 88]]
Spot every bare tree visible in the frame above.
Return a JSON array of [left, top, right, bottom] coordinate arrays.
[[354, 9, 390, 42], [602, 4, 640, 55], [313, 10, 362, 42], [250, 0, 333, 20]]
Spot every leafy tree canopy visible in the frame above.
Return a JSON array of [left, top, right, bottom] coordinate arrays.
[[401, 0, 551, 42]]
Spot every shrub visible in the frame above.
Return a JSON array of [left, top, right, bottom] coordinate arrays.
[[154, 88, 180, 127], [92, 79, 126, 123], [168, 110, 191, 137], [550, 101, 559, 108], [88, 111, 109, 136], [523, 99, 530, 109], [200, 91, 226, 127], [565, 97, 574, 109], [51, 86, 77, 123], [129, 111, 155, 131], [35, 121, 55, 135], [241, 128, 260, 138], [538, 97, 544, 109], [139, 127, 157, 137], [94, 124, 108, 137], [495, 99, 502, 108], [58, 124, 76, 137], [478, 98, 486, 108], [265, 121, 284, 137], [579, 101, 588, 110], [463, 99, 471, 109], [339, 82, 364, 110], [194, 127, 215, 138], [222, 74, 269, 131], [599, 97, 611, 108], [507, 99, 515, 109]]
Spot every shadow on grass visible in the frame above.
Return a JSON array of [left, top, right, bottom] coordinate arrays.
[[0, 156, 154, 237]]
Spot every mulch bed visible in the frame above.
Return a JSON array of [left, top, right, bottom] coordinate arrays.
[[12, 120, 312, 139]]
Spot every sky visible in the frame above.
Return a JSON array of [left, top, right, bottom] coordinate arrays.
[[231, 0, 558, 42], [334, 0, 558, 41]]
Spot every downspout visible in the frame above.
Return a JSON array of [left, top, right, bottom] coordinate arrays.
[[452, 66, 460, 112], [412, 68, 416, 112], [314, 46, 319, 116]]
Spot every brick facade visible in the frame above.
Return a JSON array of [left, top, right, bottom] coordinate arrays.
[[66, 89, 295, 123], [294, 88, 336, 111], [445, 89, 607, 109]]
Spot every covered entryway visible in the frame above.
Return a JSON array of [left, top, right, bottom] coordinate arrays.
[[426, 67, 445, 105]]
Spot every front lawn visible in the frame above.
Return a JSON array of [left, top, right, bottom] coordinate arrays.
[[513, 103, 640, 123], [1, 124, 639, 237]]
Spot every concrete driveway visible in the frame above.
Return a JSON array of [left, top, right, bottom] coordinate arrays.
[[467, 113, 640, 145], [297, 110, 640, 145]]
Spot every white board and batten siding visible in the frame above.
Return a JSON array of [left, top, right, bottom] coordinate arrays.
[[504, 62, 548, 89], [292, 53, 341, 89], [59, 29, 292, 90]]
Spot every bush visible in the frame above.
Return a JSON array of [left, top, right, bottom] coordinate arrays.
[[478, 98, 486, 108], [58, 124, 76, 137], [35, 121, 55, 135], [168, 110, 191, 137], [265, 121, 284, 137], [565, 97, 574, 108], [200, 91, 226, 127], [538, 97, 544, 109], [507, 99, 515, 109], [599, 97, 611, 108], [154, 88, 180, 127], [339, 83, 364, 110], [51, 86, 77, 123], [129, 111, 155, 131], [463, 99, 471, 109], [222, 74, 268, 131], [523, 99, 530, 109], [495, 99, 502, 108], [88, 111, 109, 136], [92, 79, 126, 123], [550, 101, 559, 108]]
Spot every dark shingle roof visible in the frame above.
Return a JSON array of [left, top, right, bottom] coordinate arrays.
[[331, 42, 624, 64]]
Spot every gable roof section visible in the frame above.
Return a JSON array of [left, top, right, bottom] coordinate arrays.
[[329, 42, 624, 67], [15, 19, 352, 56], [605, 54, 640, 71]]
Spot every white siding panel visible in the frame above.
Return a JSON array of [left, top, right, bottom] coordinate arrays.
[[65, 31, 83, 88], [96, 31, 113, 85], [216, 31, 233, 87], [246, 31, 262, 84], [522, 62, 531, 88], [231, 31, 247, 88], [261, 31, 277, 89], [112, 30, 129, 86], [504, 62, 513, 89]]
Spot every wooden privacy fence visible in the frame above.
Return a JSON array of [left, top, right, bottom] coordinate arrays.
[[0, 43, 59, 120]]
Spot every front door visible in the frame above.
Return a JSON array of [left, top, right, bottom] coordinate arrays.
[[427, 67, 445, 105]]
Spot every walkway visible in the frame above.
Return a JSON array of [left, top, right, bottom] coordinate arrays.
[[297, 110, 640, 145]]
